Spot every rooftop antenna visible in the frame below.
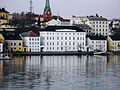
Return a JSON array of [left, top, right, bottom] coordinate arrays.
[[30, 0, 33, 13]]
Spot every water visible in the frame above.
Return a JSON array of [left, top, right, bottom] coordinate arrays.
[[0, 55, 120, 90]]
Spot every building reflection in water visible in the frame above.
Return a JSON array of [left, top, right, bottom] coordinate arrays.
[[0, 55, 120, 90]]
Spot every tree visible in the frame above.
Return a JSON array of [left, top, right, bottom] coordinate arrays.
[[38, 17, 41, 27]]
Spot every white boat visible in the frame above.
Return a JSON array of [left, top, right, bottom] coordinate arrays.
[[93, 50, 106, 55], [0, 54, 12, 60]]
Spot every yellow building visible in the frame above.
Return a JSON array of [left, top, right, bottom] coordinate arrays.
[[2, 33, 28, 52], [0, 19, 8, 25], [0, 8, 9, 24], [107, 34, 120, 51], [0, 34, 4, 43]]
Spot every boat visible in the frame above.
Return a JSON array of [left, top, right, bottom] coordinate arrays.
[[93, 50, 106, 55], [0, 53, 12, 60]]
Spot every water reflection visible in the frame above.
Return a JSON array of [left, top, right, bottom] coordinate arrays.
[[0, 55, 120, 90]]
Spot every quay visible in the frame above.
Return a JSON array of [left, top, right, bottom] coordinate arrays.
[[12, 51, 94, 56]]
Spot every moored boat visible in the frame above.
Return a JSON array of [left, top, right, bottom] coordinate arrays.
[[93, 50, 106, 55]]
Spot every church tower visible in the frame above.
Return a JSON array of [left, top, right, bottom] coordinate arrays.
[[43, 0, 52, 21]]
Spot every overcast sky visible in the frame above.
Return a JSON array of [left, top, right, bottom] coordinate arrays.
[[0, 0, 120, 19]]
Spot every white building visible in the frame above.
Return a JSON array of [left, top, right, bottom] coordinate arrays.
[[70, 15, 110, 36], [87, 35, 107, 52], [40, 26, 86, 52], [43, 19, 70, 26], [21, 31, 41, 52], [46, 19, 61, 26], [0, 43, 3, 53]]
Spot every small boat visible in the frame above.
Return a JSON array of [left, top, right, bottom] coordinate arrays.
[[93, 50, 106, 55], [0, 53, 12, 60]]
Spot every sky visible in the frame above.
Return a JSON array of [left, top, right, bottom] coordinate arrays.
[[0, 0, 120, 19]]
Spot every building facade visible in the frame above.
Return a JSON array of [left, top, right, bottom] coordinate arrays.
[[40, 26, 86, 52], [0, 8, 9, 24], [0, 34, 4, 53], [2, 33, 28, 52], [87, 35, 107, 52], [21, 31, 41, 52], [70, 15, 110, 36], [107, 34, 120, 51]]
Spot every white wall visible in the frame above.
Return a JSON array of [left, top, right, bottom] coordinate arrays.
[[23, 37, 41, 52], [0, 44, 3, 52], [87, 38, 107, 52], [40, 30, 86, 52]]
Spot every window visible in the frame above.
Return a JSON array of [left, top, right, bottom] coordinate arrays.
[[69, 37, 71, 40], [14, 43, 16, 46], [19, 48, 21, 51], [65, 37, 67, 40], [73, 42, 75, 45], [14, 48, 16, 51], [57, 37, 59, 40], [61, 42, 63, 45], [57, 42, 59, 45], [11, 42, 13, 46], [69, 42, 71, 45], [19, 43, 21, 46], [65, 42, 67, 45], [73, 37, 75, 40]]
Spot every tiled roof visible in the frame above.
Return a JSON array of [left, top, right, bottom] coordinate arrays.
[[21, 31, 38, 37], [110, 33, 120, 40], [60, 19, 70, 22]]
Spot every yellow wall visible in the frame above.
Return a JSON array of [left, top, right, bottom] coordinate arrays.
[[7, 40, 23, 52], [0, 34, 4, 43], [0, 12, 9, 23], [107, 36, 120, 51], [0, 19, 7, 25], [23, 47, 28, 52], [6, 40, 29, 52]]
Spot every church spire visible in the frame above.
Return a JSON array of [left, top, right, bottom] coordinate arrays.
[[43, 0, 52, 21]]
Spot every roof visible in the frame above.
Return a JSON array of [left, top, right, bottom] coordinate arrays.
[[74, 24, 92, 30], [21, 31, 39, 37], [109, 33, 120, 40], [76, 16, 108, 21], [2, 34, 22, 40], [60, 19, 70, 22], [88, 35, 107, 40], [0, 8, 9, 13], [40, 26, 85, 32], [87, 16, 108, 21]]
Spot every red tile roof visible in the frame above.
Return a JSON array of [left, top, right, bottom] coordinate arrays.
[[29, 32, 38, 37]]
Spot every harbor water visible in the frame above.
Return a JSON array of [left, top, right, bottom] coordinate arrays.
[[0, 55, 120, 90]]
